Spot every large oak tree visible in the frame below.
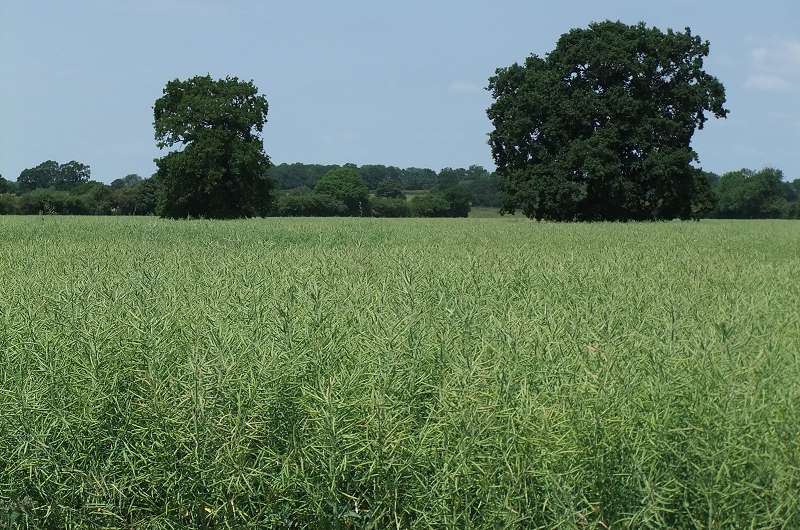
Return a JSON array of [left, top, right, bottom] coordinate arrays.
[[154, 75, 272, 218], [487, 21, 728, 220]]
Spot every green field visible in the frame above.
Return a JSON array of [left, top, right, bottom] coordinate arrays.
[[1, 217, 798, 528]]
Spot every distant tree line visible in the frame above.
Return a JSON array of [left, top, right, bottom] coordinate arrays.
[[268, 163, 501, 205], [269, 163, 501, 217], [0, 164, 158, 215], [0, 160, 499, 218], [1, 162, 797, 218], [705, 168, 800, 219]]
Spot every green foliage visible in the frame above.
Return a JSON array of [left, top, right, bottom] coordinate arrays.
[[274, 191, 347, 216], [715, 168, 792, 218], [399, 167, 438, 189], [17, 188, 91, 214], [17, 160, 62, 191], [108, 177, 159, 215], [17, 160, 91, 192], [357, 164, 402, 189], [0, 177, 159, 216], [410, 175, 474, 217], [375, 179, 406, 199], [269, 163, 341, 189], [439, 186, 472, 217], [488, 21, 728, 220], [110, 174, 144, 189], [435, 166, 503, 208], [314, 168, 370, 216], [463, 165, 503, 207], [788, 179, 800, 201], [0, 165, 481, 219], [268, 163, 499, 209], [154, 75, 273, 218], [262, 164, 493, 217], [409, 192, 452, 217], [0, 193, 19, 214], [690, 171, 718, 218], [369, 196, 410, 217], [436, 167, 464, 189], [132, 177, 159, 215], [0, 218, 798, 528], [437, 166, 503, 208], [0, 176, 16, 194]]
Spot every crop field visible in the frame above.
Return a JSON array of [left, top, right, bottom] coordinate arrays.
[[0, 216, 798, 528]]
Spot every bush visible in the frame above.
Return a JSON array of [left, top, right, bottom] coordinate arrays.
[[786, 200, 800, 219], [73, 182, 115, 215], [370, 197, 410, 217], [0, 193, 20, 214], [409, 192, 452, 217], [274, 192, 347, 216], [18, 189, 91, 215], [440, 186, 472, 217]]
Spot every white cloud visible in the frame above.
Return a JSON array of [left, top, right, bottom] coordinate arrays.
[[448, 81, 483, 95], [746, 39, 800, 92]]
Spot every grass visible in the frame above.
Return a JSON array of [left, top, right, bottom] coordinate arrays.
[[0, 216, 798, 528]]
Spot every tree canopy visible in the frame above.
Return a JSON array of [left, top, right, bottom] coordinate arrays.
[[111, 174, 144, 189], [714, 168, 796, 218], [0, 176, 16, 194], [154, 75, 272, 218], [488, 21, 728, 221], [17, 160, 91, 192], [375, 179, 406, 199], [314, 168, 370, 216]]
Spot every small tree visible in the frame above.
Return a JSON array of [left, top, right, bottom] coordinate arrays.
[[314, 168, 370, 216], [154, 75, 272, 218]]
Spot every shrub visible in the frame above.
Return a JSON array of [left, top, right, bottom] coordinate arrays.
[[370, 197, 410, 217], [0, 193, 20, 214], [440, 186, 472, 217], [18, 189, 90, 215], [409, 192, 454, 217], [274, 192, 347, 216]]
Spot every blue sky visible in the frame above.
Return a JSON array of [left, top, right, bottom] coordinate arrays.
[[2, 0, 798, 182]]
